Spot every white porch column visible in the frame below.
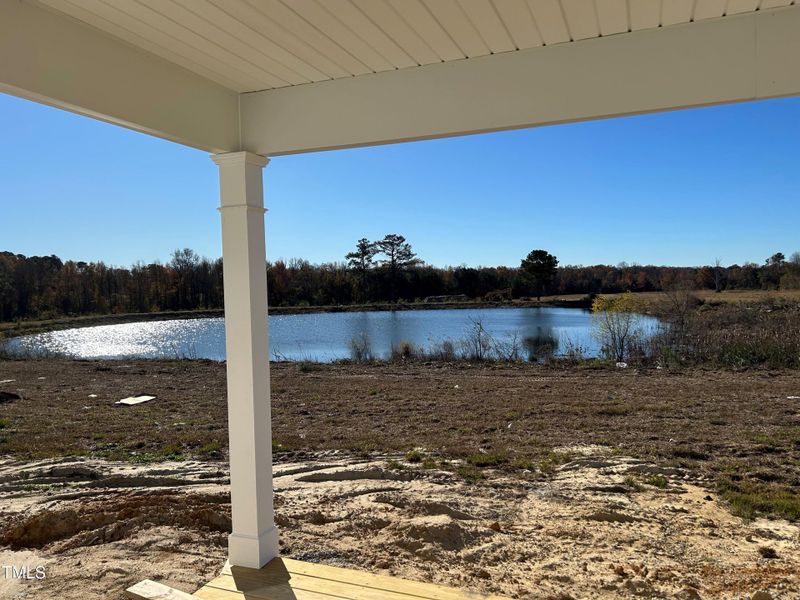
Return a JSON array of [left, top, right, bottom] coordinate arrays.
[[212, 151, 278, 568]]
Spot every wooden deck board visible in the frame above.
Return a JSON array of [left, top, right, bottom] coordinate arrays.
[[191, 558, 509, 600]]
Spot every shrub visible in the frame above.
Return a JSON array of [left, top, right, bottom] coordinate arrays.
[[456, 464, 485, 483], [592, 292, 646, 363], [348, 333, 374, 362], [428, 339, 456, 361], [198, 440, 223, 457], [391, 340, 418, 361], [523, 330, 559, 363], [655, 300, 800, 369], [466, 452, 507, 467], [405, 448, 423, 463], [460, 318, 493, 361]]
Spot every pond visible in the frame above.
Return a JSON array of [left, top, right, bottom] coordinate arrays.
[[5, 307, 661, 362]]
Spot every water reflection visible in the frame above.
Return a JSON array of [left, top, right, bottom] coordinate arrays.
[[6, 307, 660, 362]]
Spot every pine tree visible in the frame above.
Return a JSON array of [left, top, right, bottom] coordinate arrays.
[[375, 234, 420, 303]]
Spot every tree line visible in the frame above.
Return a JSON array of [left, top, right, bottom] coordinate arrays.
[[1, 240, 799, 322]]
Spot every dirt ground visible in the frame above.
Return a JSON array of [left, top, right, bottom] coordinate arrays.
[[0, 450, 798, 600], [2, 359, 800, 496], [2, 358, 800, 599]]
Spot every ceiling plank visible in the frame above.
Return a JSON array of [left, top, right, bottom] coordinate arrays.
[[457, 0, 516, 53], [629, 0, 661, 30], [760, 0, 793, 8], [137, 0, 303, 86], [661, 0, 694, 25], [324, 0, 416, 68], [422, 0, 490, 56], [351, 0, 441, 65], [560, 0, 600, 40], [727, 0, 760, 14], [251, 0, 373, 76], [209, 0, 348, 79], [174, 0, 329, 82], [55, 0, 263, 91], [279, 0, 395, 72], [594, 0, 628, 35], [105, 0, 287, 88], [386, 0, 464, 61], [694, 0, 728, 19], [491, 0, 543, 49], [526, 0, 571, 44]]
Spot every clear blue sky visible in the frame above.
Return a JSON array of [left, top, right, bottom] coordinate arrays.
[[1, 92, 798, 269]]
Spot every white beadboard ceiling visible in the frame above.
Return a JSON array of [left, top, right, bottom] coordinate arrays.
[[32, 0, 796, 94]]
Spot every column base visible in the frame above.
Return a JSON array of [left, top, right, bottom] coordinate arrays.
[[228, 526, 280, 569]]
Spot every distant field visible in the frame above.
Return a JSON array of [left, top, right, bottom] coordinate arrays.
[[510, 289, 800, 304], [608, 289, 800, 303]]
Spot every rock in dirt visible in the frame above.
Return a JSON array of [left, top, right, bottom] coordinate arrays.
[[586, 510, 639, 523], [0, 391, 21, 402], [758, 546, 778, 559], [624, 578, 656, 596], [751, 592, 773, 600]]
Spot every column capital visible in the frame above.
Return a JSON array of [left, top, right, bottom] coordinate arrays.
[[211, 151, 269, 168]]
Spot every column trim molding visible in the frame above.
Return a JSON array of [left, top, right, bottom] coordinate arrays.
[[217, 205, 268, 214], [212, 151, 269, 168]]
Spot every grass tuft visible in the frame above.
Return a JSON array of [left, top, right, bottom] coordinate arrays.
[[644, 474, 669, 489], [405, 449, 424, 463], [457, 464, 485, 483], [421, 457, 437, 469], [718, 479, 800, 521], [466, 452, 507, 467]]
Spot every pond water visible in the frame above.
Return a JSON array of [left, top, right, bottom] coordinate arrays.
[[5, 307, 661, 362]]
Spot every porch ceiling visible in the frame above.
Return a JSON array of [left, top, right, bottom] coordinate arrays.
[[4, 0, 800, 155], [32, 0, 796, 94]]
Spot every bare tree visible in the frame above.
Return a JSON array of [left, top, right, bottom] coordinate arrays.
[[660, 272, 699, 355]]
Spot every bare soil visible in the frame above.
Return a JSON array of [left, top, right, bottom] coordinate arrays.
[[0, 452, 798, 600], [1, 358, 800, 599], [1, 359, 800, 494]]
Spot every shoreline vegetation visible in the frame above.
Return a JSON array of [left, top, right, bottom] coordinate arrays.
[[4, 290, 800, 370]]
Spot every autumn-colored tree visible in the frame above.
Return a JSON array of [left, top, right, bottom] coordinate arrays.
[[2, 247, 797, 323]]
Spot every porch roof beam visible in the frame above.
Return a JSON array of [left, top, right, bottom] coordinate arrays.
[[0, 0, 239, 153], [240, 6, 800, 156]]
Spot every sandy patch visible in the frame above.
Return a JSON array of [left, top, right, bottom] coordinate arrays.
[[0, 451, 798, 599]]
